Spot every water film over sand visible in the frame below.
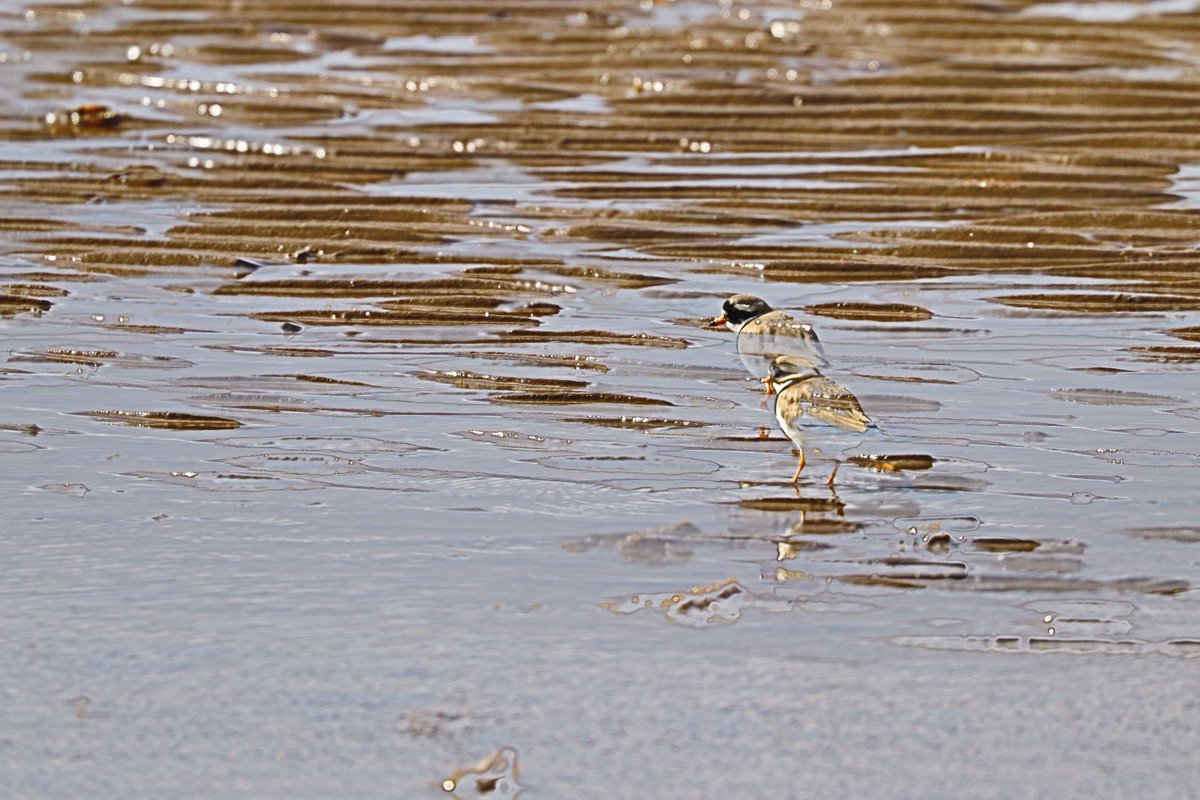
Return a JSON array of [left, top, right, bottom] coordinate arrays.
[[2, 1, 1200, 797]]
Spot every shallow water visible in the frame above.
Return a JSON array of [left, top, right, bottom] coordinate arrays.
[[3, 1, 1200, 797]]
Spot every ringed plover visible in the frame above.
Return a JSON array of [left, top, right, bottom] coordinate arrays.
[[711, 294, 827, 381], [763, 354, 871, 485]]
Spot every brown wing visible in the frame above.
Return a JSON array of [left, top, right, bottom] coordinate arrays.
[[789, 375, 871, 433], [738, 311, 828, 374]]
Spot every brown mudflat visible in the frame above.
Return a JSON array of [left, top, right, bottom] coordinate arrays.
[[3, 2, 1200, 798]]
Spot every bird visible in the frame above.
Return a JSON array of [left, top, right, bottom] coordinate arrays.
[[762, 354, 872, 486], [709, 294, 828, 383]]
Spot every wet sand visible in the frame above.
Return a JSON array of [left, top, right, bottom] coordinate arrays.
[[2, 1, 1200, 796]]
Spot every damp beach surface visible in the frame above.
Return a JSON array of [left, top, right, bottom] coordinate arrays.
[[2, 1, 1200, 797]]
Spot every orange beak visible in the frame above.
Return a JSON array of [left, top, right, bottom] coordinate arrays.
[[760, 375, 776, 395], [709, 314, 727, 328]]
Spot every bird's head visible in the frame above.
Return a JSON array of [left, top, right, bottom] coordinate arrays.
[[762, 354, 822, 391], [710, 294, 773, 330]]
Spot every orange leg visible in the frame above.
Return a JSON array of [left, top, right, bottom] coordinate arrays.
[[826, 461, 840, 488], [790, 449, 806, 483]]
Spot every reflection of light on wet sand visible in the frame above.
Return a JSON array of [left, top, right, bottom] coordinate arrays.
[[5, 0, 1200, 795], [1022, 0, 1200, 22]]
